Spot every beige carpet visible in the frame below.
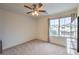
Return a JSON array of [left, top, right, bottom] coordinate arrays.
[[2, 40, 67, 55]]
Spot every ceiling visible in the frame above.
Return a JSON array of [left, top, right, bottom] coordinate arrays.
[[0, 3, 79, 16]]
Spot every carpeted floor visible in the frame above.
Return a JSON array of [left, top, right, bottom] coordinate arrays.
[[2, 40, 67, 55]]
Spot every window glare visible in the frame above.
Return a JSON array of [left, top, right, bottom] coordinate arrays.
[[50, 19, 58, 25]]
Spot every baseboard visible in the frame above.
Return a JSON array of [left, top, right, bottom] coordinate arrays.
[[50, 42, 66, 48], [37, 39, 66, 48]]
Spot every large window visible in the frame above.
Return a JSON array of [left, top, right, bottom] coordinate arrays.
[[49, 17, 77, 38], [49, 16, 77, 54]]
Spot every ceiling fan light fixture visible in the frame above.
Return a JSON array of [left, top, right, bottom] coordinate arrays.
[[34, 11, 38, 14], [36, 13, 39, 16], [24, 3, 47, 16], [32, 11, 39, 16]]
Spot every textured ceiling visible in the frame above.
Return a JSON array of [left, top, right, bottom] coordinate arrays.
[[0, 3, 79, 15]]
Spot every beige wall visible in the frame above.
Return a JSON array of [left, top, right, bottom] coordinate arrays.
[[0, 9, 37, 50], [36, 17, 48, 41], [77, 7, 79, 16]]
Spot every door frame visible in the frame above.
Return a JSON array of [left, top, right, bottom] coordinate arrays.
[[77, 17, 79, 52], [48, 18, 50, 43]]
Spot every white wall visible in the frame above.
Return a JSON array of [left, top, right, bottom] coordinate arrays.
[[0, 9, 36, 50]]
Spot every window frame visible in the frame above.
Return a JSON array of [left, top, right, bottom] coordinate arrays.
[[49, 16, 73, 37]]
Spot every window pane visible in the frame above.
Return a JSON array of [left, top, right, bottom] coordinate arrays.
[[60, 18, 65, 37], [60, 17, 71, 37], [49, 19, 58, 36], [50, 19, 58, 25], [64, 17, 71, 37], [72, 18, 77, 38]]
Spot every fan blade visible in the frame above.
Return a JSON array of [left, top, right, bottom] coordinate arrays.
[[32, 4, 37, 10], [24, 5, 32, 10], [26, 11, 32, 14], [39, 10, 48, 14], [39, 10, 46, 12], [38, 3, 43, 8], [33, 4, 36, 8]]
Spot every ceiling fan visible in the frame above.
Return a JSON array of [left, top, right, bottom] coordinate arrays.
[[24, 3, 47, 16]]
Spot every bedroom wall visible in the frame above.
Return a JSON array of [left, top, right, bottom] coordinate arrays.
[[0, 9, 37, 50], [36, 17, 48, 41]]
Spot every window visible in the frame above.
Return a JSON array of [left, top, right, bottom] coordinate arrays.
[[49, 16, 77, 54], [49, 17, 72, 37]]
